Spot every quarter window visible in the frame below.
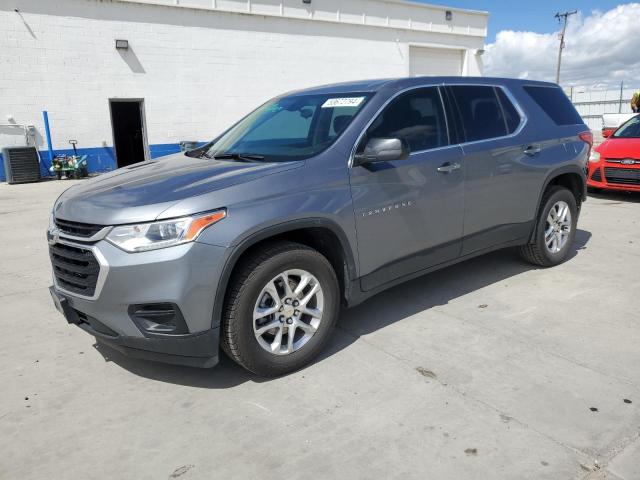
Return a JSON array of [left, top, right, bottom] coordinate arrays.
[[360, 87, 448, 153], [523, 86, 583, 126]]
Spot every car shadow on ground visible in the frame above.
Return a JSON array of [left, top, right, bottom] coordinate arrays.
[[95, 229, 592, 389], [588, 189, 640, 203]]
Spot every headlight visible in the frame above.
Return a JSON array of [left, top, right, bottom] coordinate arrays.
[[589, 151, 601, 163], [106, 210, 226, 252]]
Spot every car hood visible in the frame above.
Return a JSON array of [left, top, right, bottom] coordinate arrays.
[[596, 138, 640, 159], [53, 153, 301, 225]]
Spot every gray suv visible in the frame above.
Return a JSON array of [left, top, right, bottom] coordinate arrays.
[[48, 77, 591, 376]]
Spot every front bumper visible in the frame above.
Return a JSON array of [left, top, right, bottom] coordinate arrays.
[[51, 286, 219, 367], [588, 162, 640, 191], [49, 237, 229, 368]]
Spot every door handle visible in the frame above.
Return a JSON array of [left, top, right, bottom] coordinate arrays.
[[523, 144, 542, 156], [437, 162, 461, 174]]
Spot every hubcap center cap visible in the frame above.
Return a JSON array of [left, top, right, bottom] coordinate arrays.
[[283, 304, 295, 317]]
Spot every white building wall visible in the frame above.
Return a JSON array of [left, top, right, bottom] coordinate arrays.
[[0, 0, 486, 173]]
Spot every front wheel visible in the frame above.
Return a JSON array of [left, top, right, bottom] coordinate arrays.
[[518, 186, 578, 267], [221, 241, 339, 377]]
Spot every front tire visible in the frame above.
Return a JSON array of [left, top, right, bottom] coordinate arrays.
[[221, 241, 339, 377], [518, 186, 578, 267]]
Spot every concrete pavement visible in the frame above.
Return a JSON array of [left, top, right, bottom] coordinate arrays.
[[0, 180, 639, 480]]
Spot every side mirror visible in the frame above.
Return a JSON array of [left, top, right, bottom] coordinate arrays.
[[353, 137, 410, 166], [601, 128, 612, 138]]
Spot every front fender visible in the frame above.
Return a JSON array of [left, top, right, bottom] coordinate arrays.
[[206, 217, 358, 330]]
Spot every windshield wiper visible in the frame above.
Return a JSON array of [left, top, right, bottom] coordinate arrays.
[[209, 152, 265, 162]]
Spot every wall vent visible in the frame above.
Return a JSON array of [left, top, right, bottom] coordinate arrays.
[[2, 146, 41, 184]]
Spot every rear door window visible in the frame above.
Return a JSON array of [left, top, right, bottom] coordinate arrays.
[[523, 86, 583, 126], [362, 87, 449, 152], [449, 85, 508, 142]]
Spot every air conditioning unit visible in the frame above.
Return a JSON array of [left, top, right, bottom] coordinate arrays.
[[2, 146, 41, 184]]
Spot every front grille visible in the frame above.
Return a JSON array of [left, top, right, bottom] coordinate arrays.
[[54, 218, 105, 238], [605, 158, 640, 165], [49, 243, 100, 296], [591, 168, 602, 182], [604, 167, 640, 185]]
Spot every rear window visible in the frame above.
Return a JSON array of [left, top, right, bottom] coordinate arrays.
[[523, 86, 583, 126]]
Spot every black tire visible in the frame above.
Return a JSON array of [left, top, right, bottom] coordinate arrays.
[[518, 186, 578, 267], [221, 241, 340, 377]]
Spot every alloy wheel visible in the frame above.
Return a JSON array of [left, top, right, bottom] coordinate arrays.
[[253, 269, 324, 355], [545, 200, 572, 254]]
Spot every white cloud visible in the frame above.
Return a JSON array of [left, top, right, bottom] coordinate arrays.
[[484, 4, 640, 88]]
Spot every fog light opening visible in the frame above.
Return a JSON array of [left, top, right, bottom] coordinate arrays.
[[128, 303, 189, 336]]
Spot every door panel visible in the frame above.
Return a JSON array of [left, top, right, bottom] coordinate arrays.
[[349, 87, 466, 291], [445, 85, 538, 254], [460, 139, 538, 254], [349, 86, 466, 291], [350, 146, 465, 291]]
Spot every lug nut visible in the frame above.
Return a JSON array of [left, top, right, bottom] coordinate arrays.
[[279, 306, 284, 312], [285, 298, 292, 305], [293, 300, 299, 307], [294, 310, 300, 316], [286, 318, 293, 325], [279, 316, 284, 323]]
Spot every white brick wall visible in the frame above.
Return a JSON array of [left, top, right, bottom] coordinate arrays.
[[0, 0, 486, 153]]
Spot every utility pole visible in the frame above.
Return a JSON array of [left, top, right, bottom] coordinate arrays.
[[555, 10, 577, 85], [619, 81, 624, 113]]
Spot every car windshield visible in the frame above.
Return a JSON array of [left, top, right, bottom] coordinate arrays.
[[204, 93, 372, 162], [613, 115, 640, 138]]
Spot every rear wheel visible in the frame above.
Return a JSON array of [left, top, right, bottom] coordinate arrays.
[[518, 186, 578, 267], [221, 241, 339, 377]]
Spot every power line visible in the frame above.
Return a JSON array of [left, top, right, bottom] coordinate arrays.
[[555, 10, 577, 85]]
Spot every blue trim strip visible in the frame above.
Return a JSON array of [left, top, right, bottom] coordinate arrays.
[[0, 143, 203, 182]]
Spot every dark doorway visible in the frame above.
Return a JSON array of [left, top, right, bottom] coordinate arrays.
[[110, 99, 147, 168]]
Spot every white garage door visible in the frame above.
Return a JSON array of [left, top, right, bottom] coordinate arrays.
[[409, 47, 463, 77]]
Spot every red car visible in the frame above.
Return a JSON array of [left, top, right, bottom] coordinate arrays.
[[588, 114, 640, 192]]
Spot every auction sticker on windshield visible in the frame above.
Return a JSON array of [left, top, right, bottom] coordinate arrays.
[[322, 97, 366, 108]]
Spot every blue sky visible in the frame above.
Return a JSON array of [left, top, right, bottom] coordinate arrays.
[[415, 0, 631, 41]]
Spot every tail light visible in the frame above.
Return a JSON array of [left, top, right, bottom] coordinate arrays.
[[579, 131, 593, 147], [579, 131, 593, 167]]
